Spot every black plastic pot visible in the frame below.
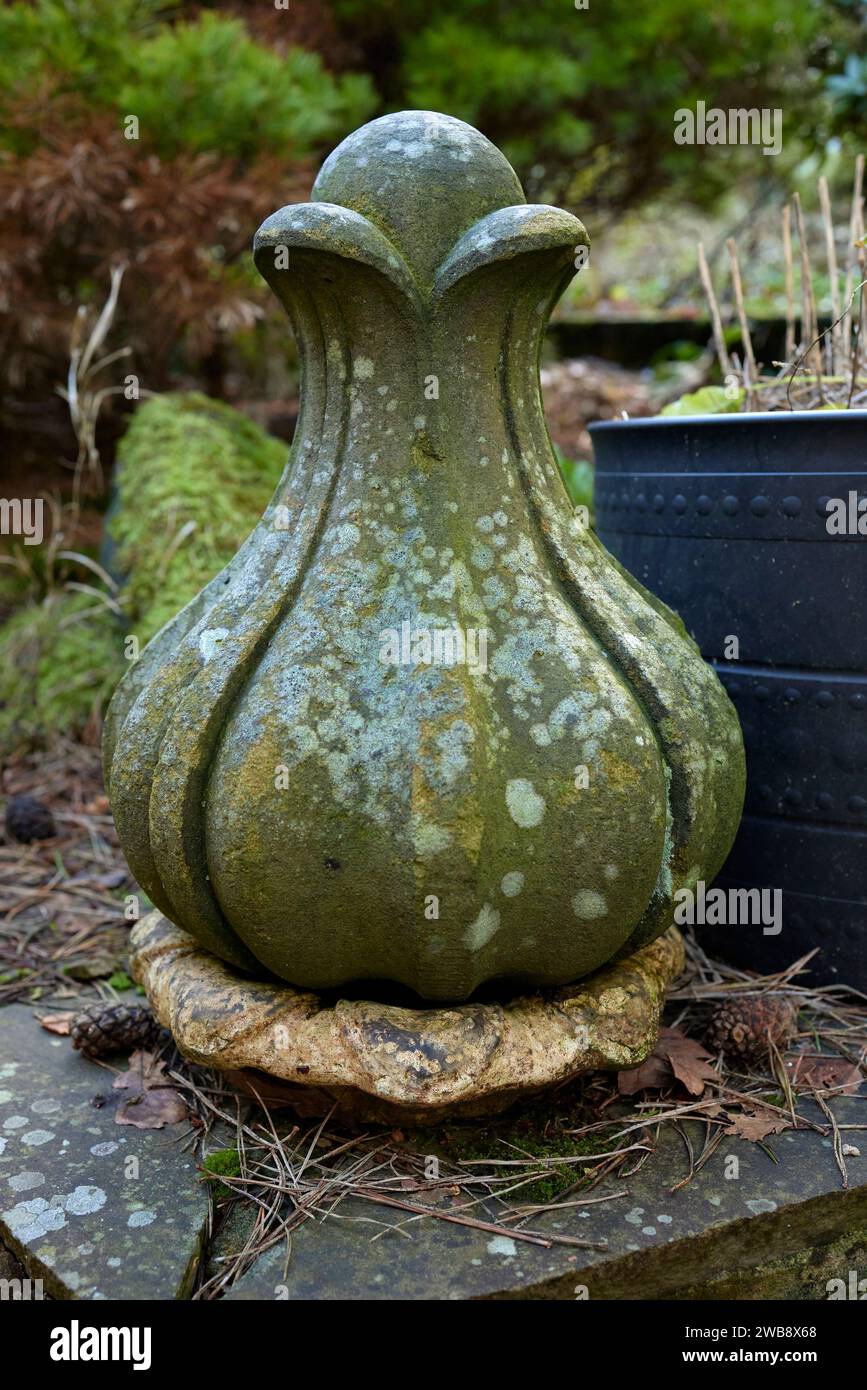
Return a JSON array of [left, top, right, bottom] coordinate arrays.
[[590, 411, 867, 987]]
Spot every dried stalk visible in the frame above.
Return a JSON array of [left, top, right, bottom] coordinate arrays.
[[818, 175, 842, 373], [782, 202, 796, 367], [698, 240, 732, 378], [792, 193, 823, 388], [726, 238, 758, 385], [57, 263, 132, 510], [842, 154, 864, 348], [701, 158, 867, 412]]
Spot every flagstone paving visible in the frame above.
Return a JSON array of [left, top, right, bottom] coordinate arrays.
[[0, 1004, 209, 1300], [2, 1002, 866, 1300]]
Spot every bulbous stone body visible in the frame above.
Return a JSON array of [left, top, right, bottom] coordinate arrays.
[[104, 112, 745, 1001]]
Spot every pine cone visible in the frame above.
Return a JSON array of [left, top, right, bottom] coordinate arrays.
[[706, 995, 798, 1066], [71, 1003, 165, 1059], [4, 795, 56, 843]]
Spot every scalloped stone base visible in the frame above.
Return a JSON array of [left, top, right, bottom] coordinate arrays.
[[129, 912, 684, 1124]]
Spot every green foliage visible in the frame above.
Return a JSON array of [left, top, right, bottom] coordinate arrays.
[[827, 18, 867, 128], [661, 386, 743, 417], [0, 394, 285, 752], [0, 0, 164, 145], [115, 14, 375, 160], [398, 17, 590, 169], [332, 0, 835, 213], [3, 0, 865, 217], [0, 5, 374, 160], [202, 1147, 241, 1201], [0, 591, 122, 754], [554, 445, 595, 518], [110, 392, 286, 643]]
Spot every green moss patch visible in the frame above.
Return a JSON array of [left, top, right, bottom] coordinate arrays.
[[428, 1090, 618, 1205], [110, 392, 286, 645], [0, 591, 121, 753], [202, 1148, 242, 1202], [0, 393, 286, 754]]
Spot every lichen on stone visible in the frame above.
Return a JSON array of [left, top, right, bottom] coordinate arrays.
[[105, 112, 745, 1003]]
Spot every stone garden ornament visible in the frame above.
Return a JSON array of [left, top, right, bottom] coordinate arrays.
[[107, 112, 745, 1118]]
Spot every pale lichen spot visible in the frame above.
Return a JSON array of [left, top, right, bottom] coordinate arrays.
[[22, 1130, 54, 1146], [64, 1185, 107, 1216], [464, 904, 501, 951], [412, 818, 452, 859], [353, 356, 375, 380], [4, 1196, 67, 1241], [8, 1171, 45, 1193], [128, 1209, 157, 1228], [501, 871, 524, 897], [505, 778, 545, 828], [572, 890, 608, 920], [199, 627, 229, 663], [330, 523, 360, 554]]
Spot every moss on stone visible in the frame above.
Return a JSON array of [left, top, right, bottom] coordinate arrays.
[[109, 392, 286, 645], [0, 393, 286, 754], [202, 1147, 242, 1201], [427, 1090, 616, 1204], [0, 592, 121, 753]]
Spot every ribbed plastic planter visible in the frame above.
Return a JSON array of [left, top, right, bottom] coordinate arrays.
[[591, 410, 867, 987]]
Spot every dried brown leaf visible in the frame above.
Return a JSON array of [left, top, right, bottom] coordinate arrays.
[[788, 1054, 862, 1096], [112, 1048, 168, 1091], [618, 1027, 720, 1097], [724, 1110, 791, 1143], [38, 1010, 76, 1036], [115, 1087, 188, 1130], [618, 1051, 673, 1095], [112, 1048, 187, 1129], [661, 1028, 720, 1096]]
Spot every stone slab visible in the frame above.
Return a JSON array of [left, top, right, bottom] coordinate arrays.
[[0, 1004, 210, 1300], [223, 1094, 867, 1300], [4, 997, 864, 1302]]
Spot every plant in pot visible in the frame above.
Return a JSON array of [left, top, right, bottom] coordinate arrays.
[[592, 158, 867, 987]]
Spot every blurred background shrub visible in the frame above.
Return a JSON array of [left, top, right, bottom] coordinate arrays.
[[2, 0, 866, 405]]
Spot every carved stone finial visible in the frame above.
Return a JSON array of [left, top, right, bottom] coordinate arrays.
[[310, 110, 525, 286], [104, 111, 745, 1003]]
